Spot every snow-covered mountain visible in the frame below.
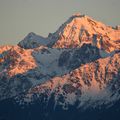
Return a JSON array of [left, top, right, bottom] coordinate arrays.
[[18, 32, 51, 49], [50, 13, 120, 52], [18, 13, 120, 52], [0, 13, 120, 120]]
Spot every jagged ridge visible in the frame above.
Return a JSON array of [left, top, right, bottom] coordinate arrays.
[[0, 13, 120, 120]]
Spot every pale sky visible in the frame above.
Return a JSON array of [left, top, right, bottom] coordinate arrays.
[[0, 0, 120, 45]]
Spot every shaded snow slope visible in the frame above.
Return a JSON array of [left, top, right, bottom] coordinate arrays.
[[18, 32, 51, 49]]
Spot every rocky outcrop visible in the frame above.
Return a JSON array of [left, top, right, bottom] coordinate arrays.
[[0, 13, 120, 120]]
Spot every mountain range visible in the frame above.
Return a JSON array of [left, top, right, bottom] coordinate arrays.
[[0, 13, 120, 120]]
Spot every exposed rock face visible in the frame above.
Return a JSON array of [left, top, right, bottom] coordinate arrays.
[[116, 25, 120, 30], [0, 45, 13, 54], [0, 13, 120, 120], [25, 51, 120, 109], [0, 46, 37, 77]]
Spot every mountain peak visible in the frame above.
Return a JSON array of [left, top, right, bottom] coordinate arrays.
[[49, 14, 120, 52], [17, 13, 120, 52], [72, 13, 82, 17], [1, 13, 120, 120], [71, 13, 87, 18], [27, 32, 37, 39], [18, 32, 50, 49]]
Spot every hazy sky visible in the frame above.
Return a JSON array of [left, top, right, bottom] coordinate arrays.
[[0, 0, 120, 45]]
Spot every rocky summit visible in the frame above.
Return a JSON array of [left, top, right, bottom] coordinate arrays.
[[0, 13, 120, 120]]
